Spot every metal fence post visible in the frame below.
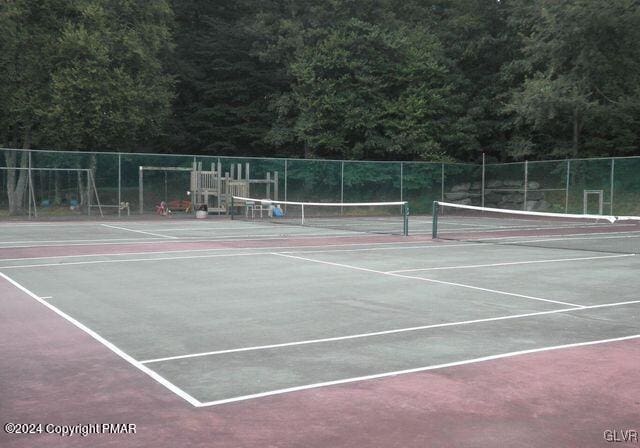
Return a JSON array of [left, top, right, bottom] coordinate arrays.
[[440, 163, 445, 202], [565, 159, 571, 213], [340, 161, 344, 215], [523, 160, 528, 210], [28, 151, 32, 219], [117, 153, 122, 217], [139, 166, 143, 214], [481, 153, 486, 208], [340, 161, 344, 202], [400, 162, 403, 202], [284, 159, 288, 203], [610, 158, 615, 215]]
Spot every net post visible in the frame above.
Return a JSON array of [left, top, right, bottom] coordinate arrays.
[[301, 204, 305, 225], [230, 196, 234, 220], [432, 201, 439, 239]]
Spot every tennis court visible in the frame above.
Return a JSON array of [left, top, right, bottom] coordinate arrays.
[[2, 209, 639, 447]]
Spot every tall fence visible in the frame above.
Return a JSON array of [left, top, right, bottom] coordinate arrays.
[[1, 147, 638, 218]]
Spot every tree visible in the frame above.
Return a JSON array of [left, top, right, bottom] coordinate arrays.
[[168, 0, 283, 155], [503, 0, 640, 159], [46, 0, 175, 151], [0, 0, 174, 213], [254, 2, 473, 160], [420, 0, 515, 161], [0, 0, 72, 213]]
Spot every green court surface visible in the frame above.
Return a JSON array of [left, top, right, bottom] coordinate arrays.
[[1, 217, 638, 407]]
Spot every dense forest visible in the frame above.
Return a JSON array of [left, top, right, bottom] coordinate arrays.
[[2, 0, 640, 163]]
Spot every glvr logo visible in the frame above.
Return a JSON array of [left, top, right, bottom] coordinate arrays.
[[604, 429, 638, 443]]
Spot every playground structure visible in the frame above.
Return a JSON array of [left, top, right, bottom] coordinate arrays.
[[138, 162, 278, 215]]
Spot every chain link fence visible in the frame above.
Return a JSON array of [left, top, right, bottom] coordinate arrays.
[[1, 147, 638, 218]]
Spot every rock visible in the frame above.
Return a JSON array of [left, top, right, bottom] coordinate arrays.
[[526, 191, 544, 201], [503, 179, 523, 187], [487, 180, 503, 188], [525, 201, 537, 211], [471, 182, 482, 190], [484, 192, 503, 203], [502, 193, 524, 203], [445, 192, 471, 200], [451, 183, 471, 192], [453, 198, 472, 205], [535, 200, 551, 211], [527, 181, 540, 190]]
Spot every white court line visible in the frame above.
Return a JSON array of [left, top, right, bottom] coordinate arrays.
[[277, 242, 485, 254], [0, 231, 384, 249], [485, 232, 640, 243], [436, 221, 506, 228], [0, 243, 443, 263], [0, 237, 166, 245], [143, 221, 403, 232], [4, 245, 583, 307], [3, 234, 636, 271], [0, 241, 478, 266], [439, 223, 633, 235], [0, 252, 272, 269], [439, 228, 640, 241], [273, 253, 582, 308], [387, 254, 635, 273], [0, 223, 99, 227], [195, 334, 640, 407], [140, 299, 640, 364], [0, 272, 202, 407], [100, 224, 178, 239], [138, 226, 304, 232], [0, 220, 233, 227]]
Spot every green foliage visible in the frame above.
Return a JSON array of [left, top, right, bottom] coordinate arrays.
[[503, 0, 640, 159], [0, 0, 174, 151], [168, 0, 282, 155], [256, 6, 473, 161], [2, 0, 640, 161], [0, 0, 70, 148], [47, 1, 174, 150]]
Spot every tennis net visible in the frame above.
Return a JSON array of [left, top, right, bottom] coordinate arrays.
[[231, 196, 409, 236], [432, 201, 640, 254]]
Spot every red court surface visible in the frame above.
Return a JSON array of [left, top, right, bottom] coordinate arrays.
[[1, 274, 638, 448], [0, 233, 429, 259]]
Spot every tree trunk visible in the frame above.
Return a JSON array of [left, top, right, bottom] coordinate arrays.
[[5, 149, 29, 215], [303, 142, 314, 159], [6, 126, 32, 215]]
